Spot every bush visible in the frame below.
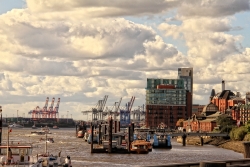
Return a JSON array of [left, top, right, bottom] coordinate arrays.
[[230, 126, 247, 141], [243, 133, 250, 141]]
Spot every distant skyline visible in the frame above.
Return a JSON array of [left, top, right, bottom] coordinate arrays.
[[0, 0, 250, 120]]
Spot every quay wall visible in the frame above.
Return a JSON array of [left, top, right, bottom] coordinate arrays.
[[176, 136, 245, 153]]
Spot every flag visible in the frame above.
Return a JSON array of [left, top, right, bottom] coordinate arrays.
[[9, 128, 12, 133]]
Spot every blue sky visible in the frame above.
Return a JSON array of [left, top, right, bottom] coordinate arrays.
[[0, 0, 25, 14], [0, 0, 250, 120]]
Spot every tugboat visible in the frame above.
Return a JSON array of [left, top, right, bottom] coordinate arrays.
[[130, 139, 149, 154]]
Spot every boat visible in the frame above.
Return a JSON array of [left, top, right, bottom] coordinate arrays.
[[31, 124, 37, 129], [152, 134, 172, 149], [77, 130, 85, 138], [39, 137, 54, 143], [52, 125, 59, 129], [130, 139, 149, 154], [31, 125, 51, 135], [8, 123, 23, 128], [133, 133, 152, 151], [0, 142, 33, 165], [0, 142, 66, 166], [46, 138, 54, 143]]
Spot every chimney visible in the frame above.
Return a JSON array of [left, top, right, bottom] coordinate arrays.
[[222, 80, 225, 91]]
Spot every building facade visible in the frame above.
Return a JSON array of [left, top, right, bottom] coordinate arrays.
[[145, 77, 192, 129], [192, 104, 205, 115], [183, 103, 228, 132]]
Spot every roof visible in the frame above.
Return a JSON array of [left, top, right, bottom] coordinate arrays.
[[198, 119, 217, 123], [0, 145, 32, 148], [202, 103, 218, 113], [206, 111, 223, 118], [214, 90, 235, 100]]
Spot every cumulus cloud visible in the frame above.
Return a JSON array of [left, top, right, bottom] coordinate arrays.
[[0, 0, 250, 119], [178, 0, 250, 18], [26, 0, 180, 16]]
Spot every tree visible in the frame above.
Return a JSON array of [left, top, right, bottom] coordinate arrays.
[[176, 119, 184, 127], [216, 114, 234, 133]]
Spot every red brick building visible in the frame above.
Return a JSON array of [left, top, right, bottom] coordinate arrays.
[[183, 103, 219, 132]]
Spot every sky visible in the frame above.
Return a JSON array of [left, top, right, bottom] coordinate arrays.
[[0, 0, 250, 120]]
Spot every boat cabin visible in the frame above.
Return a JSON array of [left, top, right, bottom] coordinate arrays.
[[0, 144, 33, 164]]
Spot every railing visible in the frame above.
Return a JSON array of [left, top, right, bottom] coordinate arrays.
[[145, 158, 250, 167]]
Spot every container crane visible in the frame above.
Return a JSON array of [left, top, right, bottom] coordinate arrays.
[[53, 98, 60, 119]]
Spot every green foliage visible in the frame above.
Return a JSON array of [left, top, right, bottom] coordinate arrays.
[[216, 115, 234, 133], [243, 133, 250, 141], [230, 126, 247, 141], [245, 120, 250, 133]]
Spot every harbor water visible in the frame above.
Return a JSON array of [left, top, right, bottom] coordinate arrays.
[[2, 128, 243, 167]]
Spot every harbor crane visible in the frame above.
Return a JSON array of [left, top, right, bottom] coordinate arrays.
[[92, 95, 108, 123], [29, 97, 60, 121]]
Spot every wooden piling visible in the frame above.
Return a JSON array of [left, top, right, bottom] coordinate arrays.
[[114, 121, 117, 133], [91, 124, 94, 153], [108, 118, 113, 153], [128, 126, 131, 153], [104, 124, 107, 140], [98, 124, 102, 145], [131, 123, 134, 142], [75, 124, 78, 137], [200, 136, 204, 146], [243, 142, 250, 158], [199, 162, 226, 167], [182, 133, 187, 146], [118, 121, 120, 132]]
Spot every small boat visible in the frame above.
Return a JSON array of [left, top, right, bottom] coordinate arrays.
[[77, 130, 85, 138], [130, 140, 149, 154], [31, 126, 51, 135], [52, 125, 59, 129], [0, 143, 33, 165], [41, 126, 50, 133], [39, 137, 54, 143], [31, 124, 37, 129], [8, 123, 23, 128]]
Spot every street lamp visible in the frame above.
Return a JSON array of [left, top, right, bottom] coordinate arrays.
[[17, 110, 18, 123]]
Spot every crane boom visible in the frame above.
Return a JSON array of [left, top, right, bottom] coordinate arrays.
[[128, 96, 135, 112], [43, 97, 49, 111]]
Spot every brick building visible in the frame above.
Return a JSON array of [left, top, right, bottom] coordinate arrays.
[[192, 104, 205, 115], [145, 77, 192, 129], [183, 103, 231, 132]]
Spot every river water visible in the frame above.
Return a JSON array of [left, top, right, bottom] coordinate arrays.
[[1, 128, 243, 167]]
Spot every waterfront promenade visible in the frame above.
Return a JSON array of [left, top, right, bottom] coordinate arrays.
[[1, 128, 244, 167]]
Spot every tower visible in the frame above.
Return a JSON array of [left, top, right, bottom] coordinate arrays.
[[178, 68, 193, 94]]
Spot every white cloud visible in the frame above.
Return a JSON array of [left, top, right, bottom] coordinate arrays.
[[0, 0, 250, 119]]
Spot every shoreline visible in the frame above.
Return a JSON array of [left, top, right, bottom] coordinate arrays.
[[176, 136, 245, 154]]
